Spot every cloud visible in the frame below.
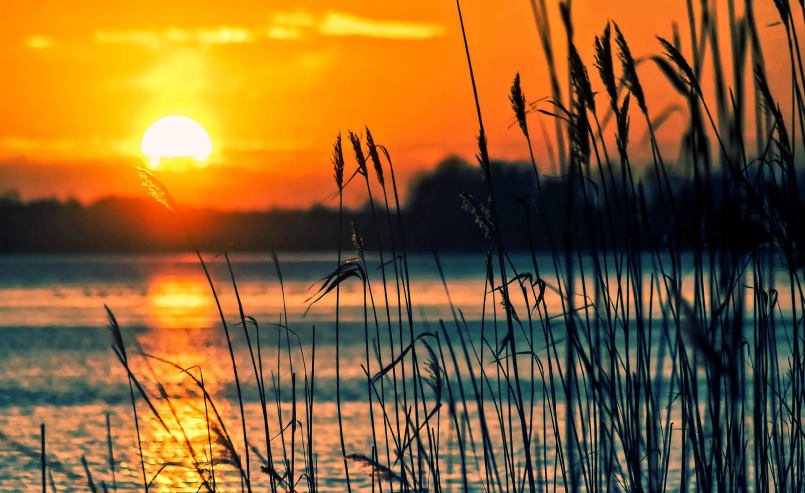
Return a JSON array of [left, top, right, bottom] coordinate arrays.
[[0, 136, 134, 161], [272, 11, 315, 28], [95, 27, 253, 48], [195, 27, 253, 44], [266, 10, 314, 39], [26, 36, 53, 49], [318, 12, 444, 40], [267, 26, 303, 40], [91, 11, 444, 48]]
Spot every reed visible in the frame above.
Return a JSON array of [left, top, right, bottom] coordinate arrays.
[[40, 423, 45, 493], [86, 1, 805, 492]]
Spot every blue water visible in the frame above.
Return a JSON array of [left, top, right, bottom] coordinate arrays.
[[0, 252, 505, 491], [0, 252, 795, 491]]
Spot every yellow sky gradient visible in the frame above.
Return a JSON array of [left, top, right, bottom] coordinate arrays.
[[0, 1, 792, 209]]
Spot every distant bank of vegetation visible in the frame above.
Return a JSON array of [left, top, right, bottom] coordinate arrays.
[[0, 157, 799, 253]]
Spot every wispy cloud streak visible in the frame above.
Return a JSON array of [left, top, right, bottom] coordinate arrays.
[[319, 12, 444, 39], [25, 36, 53, 49], [95, 27, 253, 47], [87, 11, 444, 48]]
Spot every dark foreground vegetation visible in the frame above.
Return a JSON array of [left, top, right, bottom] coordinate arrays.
[[29, 0, 805, 492]]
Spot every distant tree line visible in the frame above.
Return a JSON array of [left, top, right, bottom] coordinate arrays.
[[0, 157, 794, 253]]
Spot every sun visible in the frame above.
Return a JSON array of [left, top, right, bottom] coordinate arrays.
[[141, 115, 213, 168]]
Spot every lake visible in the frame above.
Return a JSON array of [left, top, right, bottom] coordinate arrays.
[[0, 252, 795, 491]]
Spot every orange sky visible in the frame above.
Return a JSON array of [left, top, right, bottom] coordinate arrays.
[[0, 1, 792, 209]]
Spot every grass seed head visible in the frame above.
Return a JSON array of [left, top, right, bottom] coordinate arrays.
[[349, 131, 367, 177], [569, 43, 595, 112], [351, 220, 365, 258], [594, 23, 618, 113], [331, 133, 345, 190], [614, 23, 647, 115], [138, 167, 176, 212], [509, 72, 529, 137], [365, 127, 385, 187]]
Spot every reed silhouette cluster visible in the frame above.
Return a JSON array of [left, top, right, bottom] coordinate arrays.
[[35, 1, 805, 492]]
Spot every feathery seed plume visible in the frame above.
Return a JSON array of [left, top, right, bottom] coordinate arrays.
[[331, 133, 345, 190], [509, 73, 529, 137], [614, 23, 647, 115], [349, 131, 367, 177], [365, 127, 384, 187], [351, 221, 365, 258], [594, 23, 618, 114]]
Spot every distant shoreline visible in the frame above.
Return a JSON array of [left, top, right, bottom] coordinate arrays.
[[0, 158, 796, 254]]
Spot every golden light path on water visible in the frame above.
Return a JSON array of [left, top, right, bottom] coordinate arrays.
[[0, 253, 801, 491], [135, 326, 241, 490], [147, 274, 216, 330], [138, 275, 240, 490]]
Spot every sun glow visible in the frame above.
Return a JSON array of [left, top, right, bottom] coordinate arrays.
[[141, 115, 213, 168], [147, 275, 214, 329]]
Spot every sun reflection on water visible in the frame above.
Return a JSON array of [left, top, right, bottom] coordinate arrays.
[[147, 275, 215, 330], [136, 327, 243, 491], [139, 272, 244, 490]]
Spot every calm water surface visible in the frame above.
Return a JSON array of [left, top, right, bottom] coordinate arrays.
[[0, 253, 794, 491], [0, 253, 503, 492]]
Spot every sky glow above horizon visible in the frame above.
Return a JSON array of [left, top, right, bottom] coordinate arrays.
[[0, 1, 792, 209]]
